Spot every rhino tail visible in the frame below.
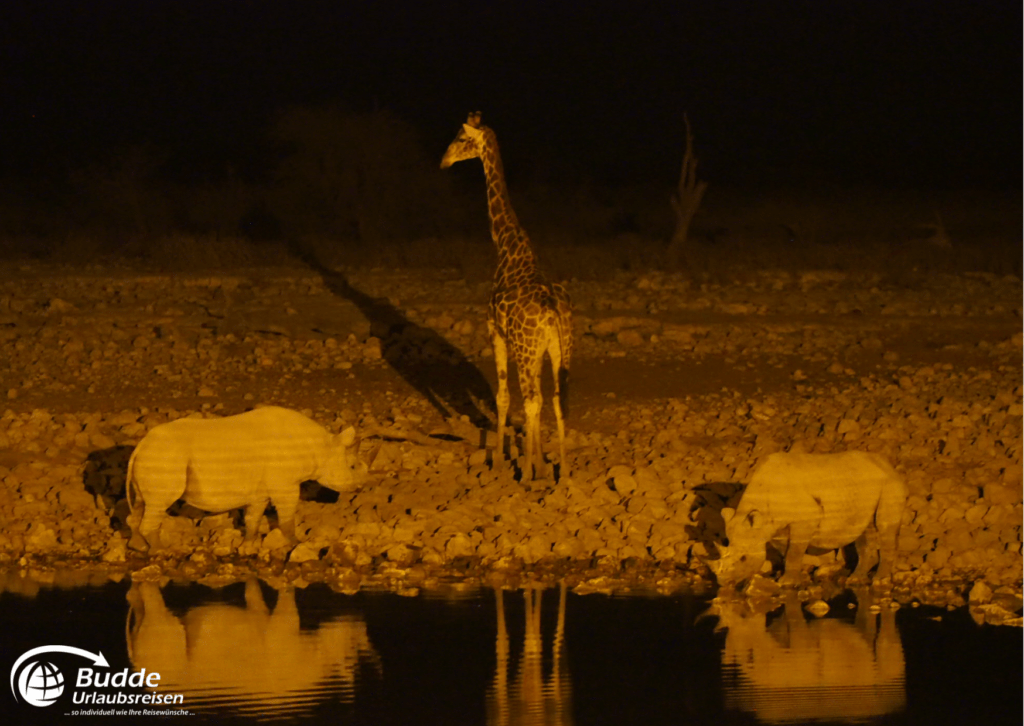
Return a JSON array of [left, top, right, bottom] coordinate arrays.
[[125, 447, 141, 514], [873, 462, 909, 544]]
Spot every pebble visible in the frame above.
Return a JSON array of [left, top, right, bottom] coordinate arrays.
[[0, 266, 1017, 610], [968, 580, 993, 604]]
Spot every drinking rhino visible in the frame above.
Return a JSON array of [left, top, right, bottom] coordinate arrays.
[[126, 406, 374, 551], [708, 451, 907, 586]]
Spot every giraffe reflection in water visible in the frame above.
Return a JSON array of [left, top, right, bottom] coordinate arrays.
[[487, 582, 573, 726], [715, 589, 906, 724], [126, 580, 379, 717]]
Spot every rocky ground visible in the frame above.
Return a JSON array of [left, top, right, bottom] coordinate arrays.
[[0, 261, 1021, 624]]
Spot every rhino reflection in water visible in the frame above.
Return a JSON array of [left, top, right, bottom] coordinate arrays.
[[716, 590, 905, 724], [487, 583, 573, 726], [126, 580, 379, 715]]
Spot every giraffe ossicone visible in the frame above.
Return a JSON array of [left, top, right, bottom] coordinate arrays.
[[441, 112, 573, 481]]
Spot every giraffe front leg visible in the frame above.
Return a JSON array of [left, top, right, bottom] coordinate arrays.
[[490, 322, 511, 463], [521, 365, 543, 481]]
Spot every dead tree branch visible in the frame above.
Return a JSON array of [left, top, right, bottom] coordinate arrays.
[[666, 114, 709, 270]]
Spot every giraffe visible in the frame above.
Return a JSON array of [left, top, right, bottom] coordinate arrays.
[[441, 112, 572, 481]]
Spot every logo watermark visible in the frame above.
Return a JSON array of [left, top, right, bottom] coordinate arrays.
[[11, 646, 108, 707], [10, 644, 189, 716]]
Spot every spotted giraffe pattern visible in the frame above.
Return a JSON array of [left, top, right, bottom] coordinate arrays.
[[441, 112, 572, 480]]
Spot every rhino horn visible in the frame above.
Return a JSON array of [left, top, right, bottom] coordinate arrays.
[[339, 426, 358, 448]]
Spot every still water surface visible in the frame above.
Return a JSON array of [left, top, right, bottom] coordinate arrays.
[[1, 575, 1019, 725]]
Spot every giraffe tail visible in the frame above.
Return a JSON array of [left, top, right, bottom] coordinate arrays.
[[550, 308, 572, 419]]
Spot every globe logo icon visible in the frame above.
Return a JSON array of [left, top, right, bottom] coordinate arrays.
[[18, 661, 64, 707]]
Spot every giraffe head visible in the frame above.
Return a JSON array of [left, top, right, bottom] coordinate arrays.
[[440, 111, 487, 169]]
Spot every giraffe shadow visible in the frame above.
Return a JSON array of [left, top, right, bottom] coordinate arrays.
[[287, 240, 497, 433]]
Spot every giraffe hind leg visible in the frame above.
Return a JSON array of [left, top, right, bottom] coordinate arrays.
[[552, 375, 567, 479], [548, 337, 568, 481]]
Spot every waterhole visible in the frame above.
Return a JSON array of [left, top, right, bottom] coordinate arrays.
[[1, 574, 1019, 725]]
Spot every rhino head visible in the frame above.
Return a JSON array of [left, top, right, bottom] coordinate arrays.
[[317, 426, 379, 493], [708, 506, 769, 584]]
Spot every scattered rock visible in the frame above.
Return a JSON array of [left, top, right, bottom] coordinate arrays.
[[806, 599, 830, 617], [261, 529, 291, 552], [288, 541, 323, 564], [616, 330, 645, 348], [969, 580, 993, 604], [0, 265, 1017, 608], [101, 535, 127, 563]]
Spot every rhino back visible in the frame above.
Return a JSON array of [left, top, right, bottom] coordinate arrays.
[[238, 407, 334, 474], [136, 408, 331, 511], [743, 452, 893, 546], [172, 408, 331, 459]]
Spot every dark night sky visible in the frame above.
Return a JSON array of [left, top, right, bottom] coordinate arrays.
[[2, 0, 1020, 189]]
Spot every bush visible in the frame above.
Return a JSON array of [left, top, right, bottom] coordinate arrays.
[[267, 106, 467, 246]]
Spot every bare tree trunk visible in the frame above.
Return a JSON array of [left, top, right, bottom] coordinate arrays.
[[666, 114, 708, 270]]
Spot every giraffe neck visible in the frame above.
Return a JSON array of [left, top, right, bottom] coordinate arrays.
[[478, 131, 538, 286]]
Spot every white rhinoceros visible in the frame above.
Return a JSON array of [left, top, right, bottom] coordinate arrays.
[[709, 451, 907, 586], [126, 406, 373, 551]]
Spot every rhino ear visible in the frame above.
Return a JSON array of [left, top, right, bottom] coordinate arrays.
[[746, 509, 763, 530], [721, 507, 736, 525], [338, 426, 358, 448]]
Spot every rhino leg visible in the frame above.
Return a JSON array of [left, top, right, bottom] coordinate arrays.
[[872, 520, 900, 583], [273, 497, 298, 542], [136, 495, 178, 551], [779, 522, 815, 586], [850, 525, 881, 583], [867, 478, 907, 584], [243, 498, 269, 541], [129, 453, 187, 552], [849, 531, 873, 582], [128, 530, 151, 552]]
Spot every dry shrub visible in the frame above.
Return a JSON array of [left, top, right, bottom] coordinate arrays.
[[268, 106, 465, 244], [0, 236, 56, 261], [48, 235, 118, 265], [542, 233, 665, 281]]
